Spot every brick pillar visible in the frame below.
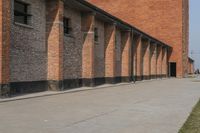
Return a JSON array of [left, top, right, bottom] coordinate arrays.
[[150, 44, 157, 79], [104, 23, 116, 83], [157, 45, 163, 78], [0, 0, 11, 97], [134, 36, 142, 81], [162, 47, 168, 77], [121, 31, 131, 82], [81, 13, 95, 86], [46, 0, 64, 91], [142, 40, 150, 80]]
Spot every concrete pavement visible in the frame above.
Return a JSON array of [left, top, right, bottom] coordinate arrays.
[[0, 78, 199, 133]]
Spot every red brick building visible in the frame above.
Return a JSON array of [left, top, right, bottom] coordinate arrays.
[[88, 0, 190, 78], [0, 0, 171, 97]]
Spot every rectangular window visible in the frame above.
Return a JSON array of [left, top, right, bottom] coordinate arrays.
[[94, 27, 99, 42], [63, 17, 72, 35], [14, 0, 32, 25]]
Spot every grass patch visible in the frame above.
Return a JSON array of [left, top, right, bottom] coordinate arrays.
[[179, 99, 200, 133]]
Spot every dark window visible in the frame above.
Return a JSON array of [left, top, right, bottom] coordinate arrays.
[[63, 17, 72, 35], [14, 0, 32, 25], [94, 28, 98, 42]]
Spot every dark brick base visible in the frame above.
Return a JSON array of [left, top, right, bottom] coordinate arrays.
[[1, 75, 169, 97], [161, 74, 168, 78], [142, 75, 151, 80], [63, 79, 82, 89], [48, 80, 64, 91], [82, 78, 95, 87], [150, 75, 157, 79], [135, 76, 142, 81], [105, 77, 116, 84], [0, 84, 10, 98], [94, 78, 105, 86], [105, 77, 124, 84], [121, 76, 132, 82], [81, 77, 124, 86], [11, 81, 47, 94]]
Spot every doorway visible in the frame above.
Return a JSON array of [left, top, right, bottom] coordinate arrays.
[[169, 62, 176, 77]]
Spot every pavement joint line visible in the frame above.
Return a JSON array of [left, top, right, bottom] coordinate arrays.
[[0, 78, 169, 103], [64, 99, 154, 128], [65, 109, 119, 128]]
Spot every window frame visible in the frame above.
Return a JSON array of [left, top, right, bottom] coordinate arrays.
[[14, 0, 32, 25], [94, 27, 99, 42], [63, 17, 72, 35]]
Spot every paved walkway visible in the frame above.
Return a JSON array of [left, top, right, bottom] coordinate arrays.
[[0, 78, 200, 133]]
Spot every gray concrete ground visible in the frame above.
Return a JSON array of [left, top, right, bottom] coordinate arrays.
[[0, 78, 200, 133]]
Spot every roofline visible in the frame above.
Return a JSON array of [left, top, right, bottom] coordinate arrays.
[[72, 0, 171, 48]]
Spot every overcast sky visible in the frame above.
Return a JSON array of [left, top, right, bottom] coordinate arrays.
[[190, 0, 200, 69]]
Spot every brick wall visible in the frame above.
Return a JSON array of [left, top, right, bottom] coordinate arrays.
[[88, 0, 189, 78], [94, 19, 105, 78], [63, 6, 82, 79], [150, 44, 157, 78], [115, 28, 122, 77], [0, 0, 11, 96], [0, 0, 171, 96], [10, 0, 47, 82], [104, 23, 116, 79]]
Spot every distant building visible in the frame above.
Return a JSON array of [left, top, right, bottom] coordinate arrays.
[[188, 58, 195, 74]]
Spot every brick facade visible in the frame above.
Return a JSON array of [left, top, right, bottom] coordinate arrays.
[[81, 13, 95, 86], [46, 0, 64, 91], [63, 7, 82, 80], [88, 0, 190, 78], [0, 0, 11, 97], [134, 36, 142, 81], [142, 40, 150, 80], [157, 46, 163, 78], [121, 31, 131, 82], [94, 19, 105, 79], [150, 43, 157, 79], [104, 23, 117, 83], [0, 0, 170, 97]]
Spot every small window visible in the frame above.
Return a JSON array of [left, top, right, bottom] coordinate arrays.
[[94, 27, 99, 42], [14, 0, 32, 25], [63, 17, 72, 35]]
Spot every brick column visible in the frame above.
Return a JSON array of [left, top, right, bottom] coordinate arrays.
[[121, 31, 131, 82], [162, 47, 168, 77], [81, 13, 95, 86], [46, 0, 64, 91], [104, 23, 116, 83], [150, 44, 157, 79], [134, 36, 142, 81], [142, 40, 150, 80], [157, 45, 163, 78], [0, 0, 11, 97]]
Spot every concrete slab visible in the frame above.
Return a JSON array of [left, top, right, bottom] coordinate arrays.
[[0, 78, 199, 133]]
